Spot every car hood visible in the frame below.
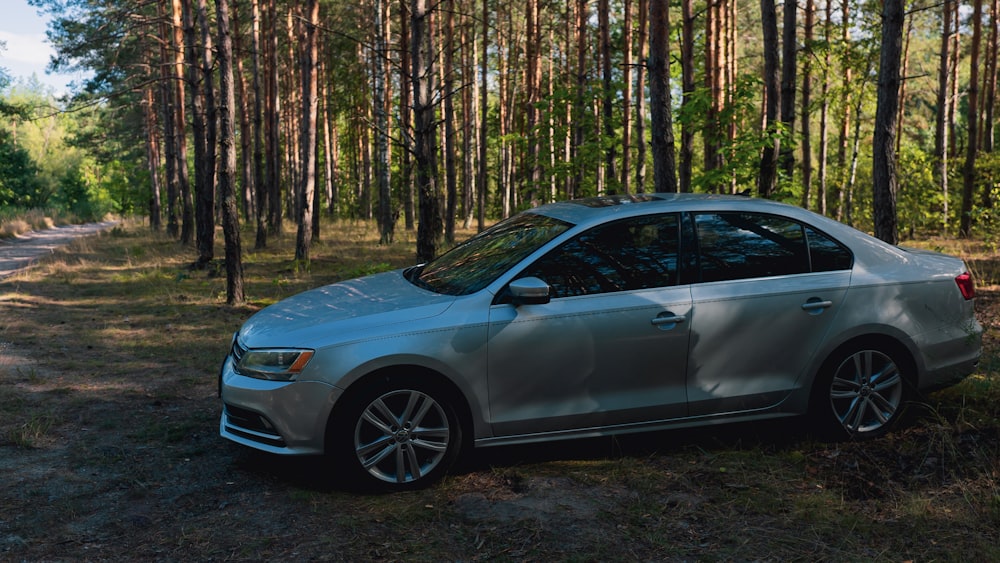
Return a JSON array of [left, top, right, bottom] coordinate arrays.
[[238, 270, 455, 348]]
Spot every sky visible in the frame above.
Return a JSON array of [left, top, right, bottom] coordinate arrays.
[[0, 0, 85, 96]]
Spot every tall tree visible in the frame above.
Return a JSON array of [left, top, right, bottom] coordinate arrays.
[[477, 0, 489, 229], [185, 0, 217, 267], [295, 0, 320, 260], [649, 0, 678, 192], [622, 0, 633, 194], [801, 0, 814, 209], [250, 0, 268, 249], [817, 0, 832, 215], [779, 0, 797, 180], [599, 0, 618, 193], [935, 0, 954, 231], [374, 0, 394, 244], [400, 0, 415, 230], [680, 0, 695, 192], [872, 0, 903, 244], [443, 0, 458, 242], [758, 0, 781, 197], [264, 0, 282, 237], [172, 0, 194, 245], [215, 0, 245, 304], [412, 0, 442, 261], [635, 0, 649, 193], [960, 0, 983, 237]]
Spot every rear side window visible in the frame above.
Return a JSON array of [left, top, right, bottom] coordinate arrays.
[[694, 212, 852, 282], [695, 213, 809, 282], [805, 226, 853, 271]]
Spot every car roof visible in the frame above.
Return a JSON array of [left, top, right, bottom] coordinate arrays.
[[529, 193, 808, 225]]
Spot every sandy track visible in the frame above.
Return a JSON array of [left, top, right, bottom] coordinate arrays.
[[0, 222, 118, 280]]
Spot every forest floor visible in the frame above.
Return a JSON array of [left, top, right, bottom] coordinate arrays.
[[0, 221, 998, 561]]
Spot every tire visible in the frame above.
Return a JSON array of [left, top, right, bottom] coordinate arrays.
[[331, 375, 462, 490], [811, 345, 909, 440]]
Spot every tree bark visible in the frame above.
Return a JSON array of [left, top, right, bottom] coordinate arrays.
[[295, 0, 320, 260], [215, 0, 245, 304], [477, 0, 488, 230], [960, 0, 983, 237], [143, 81, 163, 231], [649, 0, 678, 193], [599, 0, 618, 193], [264, 0, 282, 237], [758, 0, 780, 198], [935, 0, 953, 231], [872, 0, 903, 245], [800, 0, 814, 209], [622, 0, 633, 195], [398, 0, 414, 230], [680, 0, 694, 192], [374, 0, 394, 244], [779, 0, 797, 180], [636, 0, 648, 193], [413, 0, 442, 261], [443, 0, 457, 242], [186, 0, 216, 266]]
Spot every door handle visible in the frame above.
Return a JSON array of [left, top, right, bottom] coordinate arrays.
[[651, 314, 686, 326], [801, 299, 833, 312]]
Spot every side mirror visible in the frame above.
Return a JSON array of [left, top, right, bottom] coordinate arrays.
[[508, 277, 551, 306]]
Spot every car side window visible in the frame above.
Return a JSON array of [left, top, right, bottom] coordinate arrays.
[[805, 226, 853, 271], [694, 212, 809, 282], [518, 214, 680, 298]]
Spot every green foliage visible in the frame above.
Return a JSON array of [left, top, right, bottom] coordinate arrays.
[[897, 144, 944, 237], [0, 127, 43, 207]]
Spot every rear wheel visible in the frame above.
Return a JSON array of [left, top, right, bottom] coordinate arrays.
[[813, 346, 908, 439], [332, 376, 462, 490]]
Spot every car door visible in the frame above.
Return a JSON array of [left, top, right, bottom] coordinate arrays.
[[686, 212, 853, 415], [486, 213, 693, 437]]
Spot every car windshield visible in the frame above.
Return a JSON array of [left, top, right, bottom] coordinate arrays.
[[406, 212, 572, 295]]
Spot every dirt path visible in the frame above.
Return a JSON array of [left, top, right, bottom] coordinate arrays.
[[0, 221, 118, 279]]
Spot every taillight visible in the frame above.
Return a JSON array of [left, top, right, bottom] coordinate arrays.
[[955, 272, 975, 300]]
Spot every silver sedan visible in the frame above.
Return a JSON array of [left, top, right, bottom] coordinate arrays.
[[219, 194, 982, 490]]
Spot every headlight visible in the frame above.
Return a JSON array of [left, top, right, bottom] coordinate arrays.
[[234, 348, 314, 381]]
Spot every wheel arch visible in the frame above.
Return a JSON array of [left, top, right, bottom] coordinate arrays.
[[324, 364, 476, 455]]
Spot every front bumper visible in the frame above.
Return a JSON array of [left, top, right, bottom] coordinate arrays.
[[219, 356, 342, 455]]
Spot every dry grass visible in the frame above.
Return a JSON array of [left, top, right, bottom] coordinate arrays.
[[0, 219, 998, 561], [0, 209, 72, 239]]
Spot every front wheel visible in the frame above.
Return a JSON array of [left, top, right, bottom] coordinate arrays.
[[332, 378, 462, 490], [812, 346, 909, 440]]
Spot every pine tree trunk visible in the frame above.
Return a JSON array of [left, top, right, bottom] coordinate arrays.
[[635, 0, 648, 193], [443, 0, 457, 242], [758, 0, 780, 198], [477, 0, 488, 230], [679, 0, 693, 192], [249, 0, 268, 248], [157, 0, 178, 237], [295, 0, 319, 260], [779, 0, 797, 180], [373, 0, 394, 244], [872, 0, 903, 245], [935, 0, 952, 230], [960, 0, 983, 237], [216, 0, 245, 305], [622, 0, 633, 195], [649, 0, 677, 193], [413, 0, 442, 261], [801, 0, 814, 209]]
